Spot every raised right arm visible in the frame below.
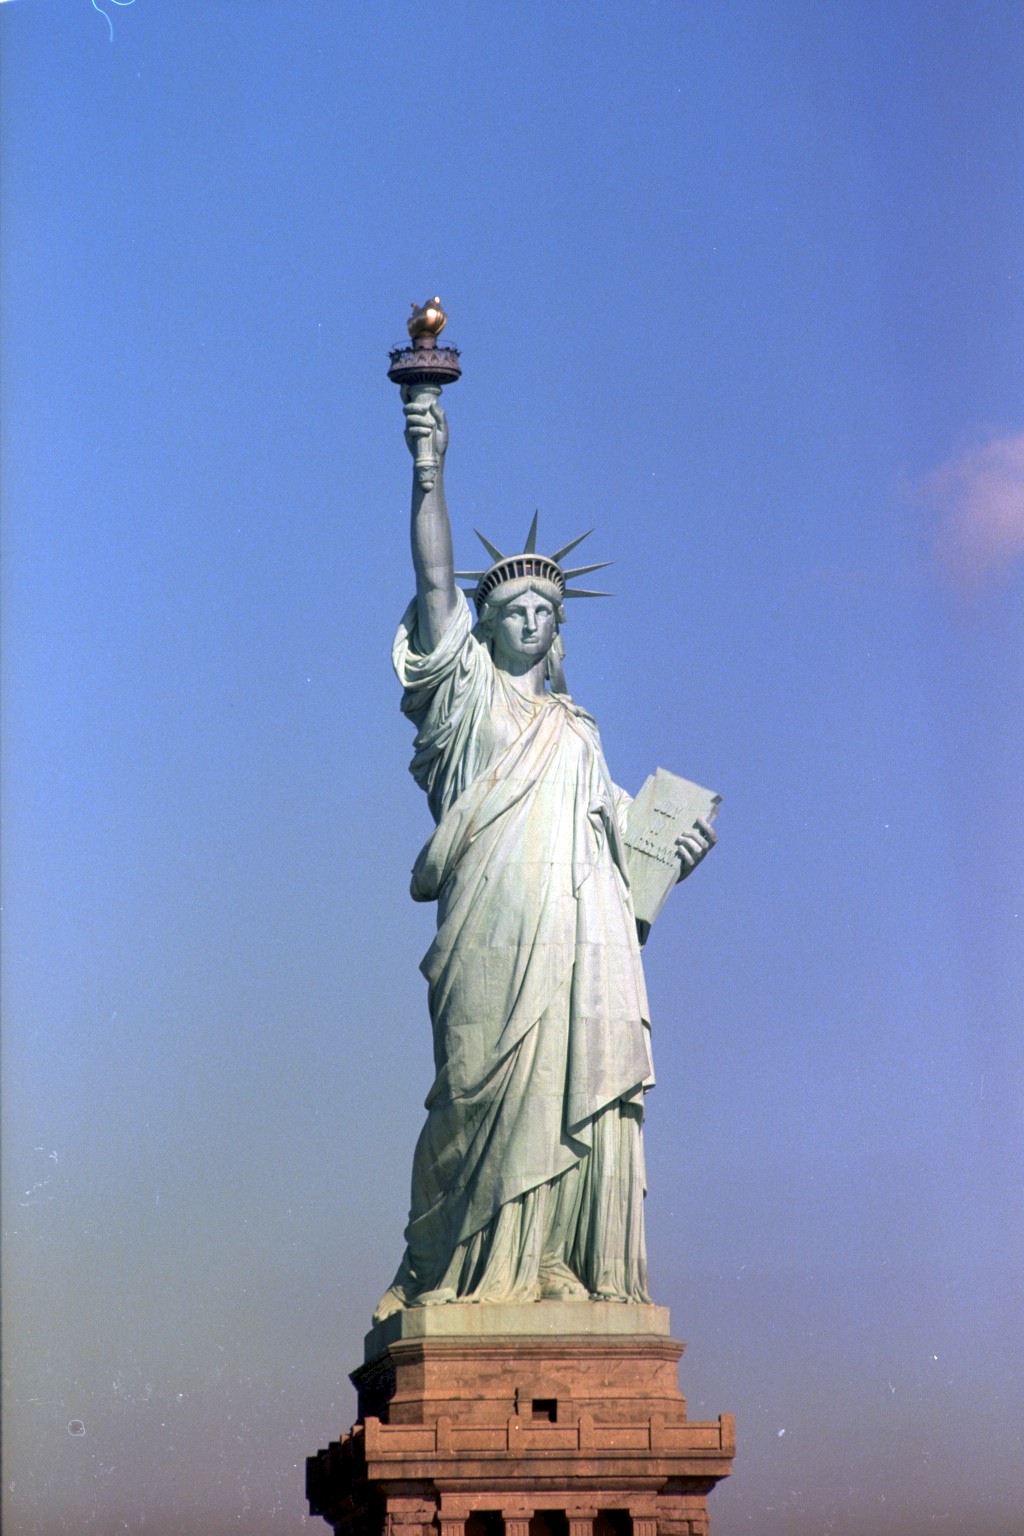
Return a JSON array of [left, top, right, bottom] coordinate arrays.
[[403, 389, 459, 651]]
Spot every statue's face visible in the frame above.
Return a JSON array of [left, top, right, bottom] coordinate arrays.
[[490, 589, 557, 666]]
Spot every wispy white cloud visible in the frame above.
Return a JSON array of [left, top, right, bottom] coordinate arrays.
[[917, 430, 1024, 593]]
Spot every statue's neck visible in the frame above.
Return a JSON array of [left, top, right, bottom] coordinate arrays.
[[494, 654, 548, 698]]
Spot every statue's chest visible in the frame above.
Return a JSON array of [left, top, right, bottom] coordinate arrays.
[[474, 679, 546, 763], [472, 688, 596, 790]]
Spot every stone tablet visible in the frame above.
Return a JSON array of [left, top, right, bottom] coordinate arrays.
[[624, 768, 722, 927]]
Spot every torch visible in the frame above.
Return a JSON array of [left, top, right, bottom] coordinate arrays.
[[387, 298, 461, 492]]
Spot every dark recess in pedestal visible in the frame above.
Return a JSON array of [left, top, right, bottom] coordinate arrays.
[[530, 1514, 569, 1536], [466, 1515, 503, 1536], [595, 1513, 631, 1536]]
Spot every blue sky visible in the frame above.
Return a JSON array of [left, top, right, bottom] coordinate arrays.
[[2, 4, 1022, 1534]]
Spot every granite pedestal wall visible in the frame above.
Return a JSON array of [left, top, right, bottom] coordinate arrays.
[[307, 1304, 733, 1536]]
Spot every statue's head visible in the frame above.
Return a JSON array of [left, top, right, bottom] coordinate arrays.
[[458, 518, 611, 692], [479, 580, 561, 650], [477, 580, 566, 689]]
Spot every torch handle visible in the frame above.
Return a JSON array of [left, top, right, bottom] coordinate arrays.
[[406, 383, 443, 493]]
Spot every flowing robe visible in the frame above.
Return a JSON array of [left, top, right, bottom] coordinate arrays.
[[388, 595, 655, 1304]]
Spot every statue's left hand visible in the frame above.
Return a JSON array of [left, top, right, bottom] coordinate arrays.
[[675, 817, 717, 881]]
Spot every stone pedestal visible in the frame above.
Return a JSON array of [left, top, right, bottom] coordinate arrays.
[[307, 1304, 734, 1536]]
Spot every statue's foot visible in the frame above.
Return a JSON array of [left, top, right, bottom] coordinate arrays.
[[541, 1280, 589, 1300], [415, 1286, 458, 1306], [538, 1261, 588, 1301], [372, 1287, 406, 1323], [589, 1289, 653, 1303]]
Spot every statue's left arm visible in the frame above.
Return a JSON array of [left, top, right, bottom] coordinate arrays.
[[613, 786, 716, 948], [676, 818, 717, 880], [612, 784, 716, 884]]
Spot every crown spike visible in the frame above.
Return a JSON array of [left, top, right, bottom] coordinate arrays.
[[550, 529, 594, 563], [475, 531, 507, 562], [465, 524, 613, 613]]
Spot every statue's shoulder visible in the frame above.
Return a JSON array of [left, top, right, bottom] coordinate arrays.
[[553, 690, 598, 729], [395, 596, 496, 727], [394, 592, 474, 672]]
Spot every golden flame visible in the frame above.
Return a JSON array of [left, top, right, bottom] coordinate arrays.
[[407, 297, 447, 340]]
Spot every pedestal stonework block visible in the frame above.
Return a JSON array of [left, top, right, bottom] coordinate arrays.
[[307, 1305, 734, 1536]]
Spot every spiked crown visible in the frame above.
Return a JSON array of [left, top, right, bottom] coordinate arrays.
[[455, 514, 612, 615]]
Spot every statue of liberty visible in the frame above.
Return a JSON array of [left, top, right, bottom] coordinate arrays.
[[375, 312, 716, 1321]]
